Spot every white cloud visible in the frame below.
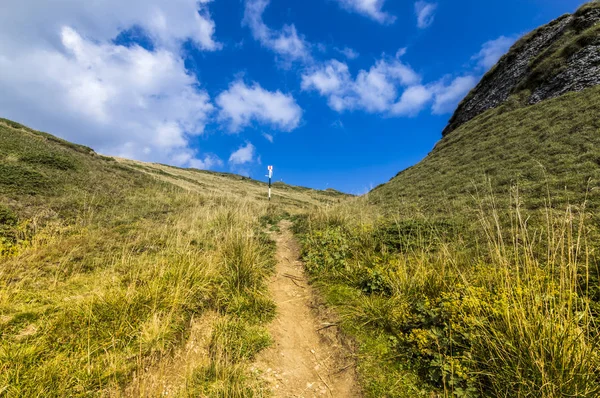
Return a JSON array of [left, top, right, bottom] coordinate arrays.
[[301, 56, 422, 114], [431, 76, 478, 114], [415, 2, 438, 29], [303, 51, 481, 117], [472, 35, 518, 70], [243, 0, 311, 62], [0, 0, 219, 52], [263, 133, 274, 143], [334, 0, 396, 24], [336, 47, 360, 60], [0, 0, 223, 170], [229, 142, 256, 165], [216, 80, 303, 132], [391, 85, 433, 116], [304, 35, 515, 119], [395, 47, 408, 59], [180, 152, 223, 169], [0, 25, 220, 168], [301, 60, 350, 98]]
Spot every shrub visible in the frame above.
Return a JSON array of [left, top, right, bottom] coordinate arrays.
[[0, 164, 50, 194], [20, 153, 77, 171], [0, 205, 18, 226]]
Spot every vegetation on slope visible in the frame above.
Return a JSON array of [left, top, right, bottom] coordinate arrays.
[[370, 85, 600, 216], [294, 86, 600, 396], [0, 119, 342, 396], [296, 190, 600, 397]]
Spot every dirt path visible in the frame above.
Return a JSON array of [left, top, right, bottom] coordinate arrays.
[[252, 221, 361, 398]]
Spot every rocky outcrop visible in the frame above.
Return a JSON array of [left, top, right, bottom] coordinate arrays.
[[442, 2, 600, 136], [529, 44, 600, 104]]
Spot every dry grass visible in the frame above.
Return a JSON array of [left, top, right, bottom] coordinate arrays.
[[0, 119, 345, 397], [296, 189, 600, 397]]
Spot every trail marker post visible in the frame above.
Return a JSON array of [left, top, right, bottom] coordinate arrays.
[[267, 166, 273, 201]]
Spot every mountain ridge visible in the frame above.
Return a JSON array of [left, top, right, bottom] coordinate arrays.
[[442, 1, 600, 137]]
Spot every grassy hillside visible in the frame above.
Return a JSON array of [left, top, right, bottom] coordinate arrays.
[[3, 59, 600, 398], [369, 85, 600, 216], [0, 119, 346, 396], [293, 55, 600, 397]]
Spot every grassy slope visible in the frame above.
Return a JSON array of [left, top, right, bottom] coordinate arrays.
[[117, 159, 348, 210], [294, 77, 600, 395], [369, 85, 600, 215], [0, 119, 346, 396]]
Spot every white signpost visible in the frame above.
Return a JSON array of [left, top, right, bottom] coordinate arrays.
[[267, 166, 273, 201]]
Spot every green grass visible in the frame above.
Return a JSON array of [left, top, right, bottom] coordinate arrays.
[[0, 191, 274, 396], [293, 83, 600, 397], [0, 119, 343, 396], [296, 193, 600, 397], [370, 85, 600, 216]]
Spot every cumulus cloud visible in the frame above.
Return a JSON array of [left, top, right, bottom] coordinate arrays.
[[302, 34, 519, 119], [301, 56, 422, 114], [391, 85, 433, 116], [229, 142, 256, 165], [336, 47, 360, 60], [0, 0, 219, 52], [216, 80, 303, 132], [0, 25, 219, 167], [302, 51, 482, 117], [334, 0, 396, 24], [243, 0, 311, 62], [431, 76, 478, 114], [0, 0, 223, 169], [181, 153, 223, 169], [415, 2, 438, 29], [472, 35, 518, 70]]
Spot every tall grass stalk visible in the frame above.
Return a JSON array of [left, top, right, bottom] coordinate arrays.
[[472, 189, 600, 397], [296, 190, 600, 397]]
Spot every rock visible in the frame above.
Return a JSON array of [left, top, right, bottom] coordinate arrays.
[[442, 2, 600, 137], [529, 45, 600, 104]]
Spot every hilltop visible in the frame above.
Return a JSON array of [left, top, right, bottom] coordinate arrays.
[[443, 1, 600, 136], [0, 117, 346, 221]]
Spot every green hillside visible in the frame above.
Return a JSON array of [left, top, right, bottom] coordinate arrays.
[[0, 119, 346, 396], [369, 85, 600, 215], [297, 86, 600, 397], [2, 3, 600, 396], [293, 4, 600, 397]]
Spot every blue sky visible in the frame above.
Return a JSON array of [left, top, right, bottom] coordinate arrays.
[[0, 0, 588, 193]]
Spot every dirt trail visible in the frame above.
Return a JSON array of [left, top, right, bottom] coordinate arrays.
[[253, 221, 361, 398]]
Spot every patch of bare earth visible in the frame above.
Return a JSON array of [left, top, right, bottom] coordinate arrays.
[[252, 220, 361, 398]]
